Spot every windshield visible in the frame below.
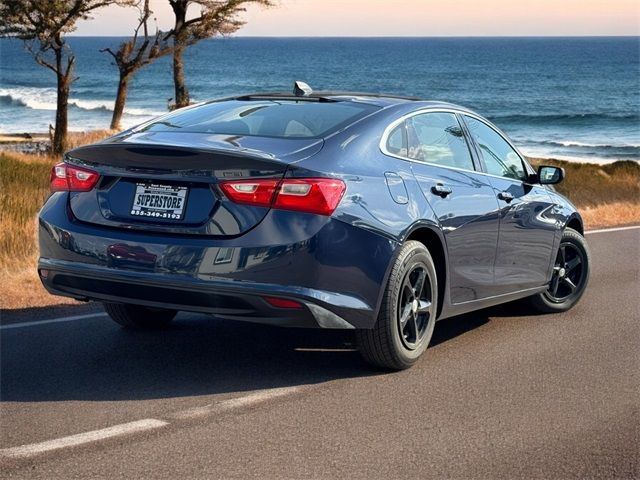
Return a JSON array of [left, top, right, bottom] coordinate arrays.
[[139, 99, 378, 138]]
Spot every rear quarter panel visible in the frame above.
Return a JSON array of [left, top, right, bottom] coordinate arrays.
[[292, 108, 446, 319]]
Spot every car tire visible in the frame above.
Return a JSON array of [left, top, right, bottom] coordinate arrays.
[[356, 240, 438, 370], [103, 302, 177, 329], [528, 227, 590, 313]]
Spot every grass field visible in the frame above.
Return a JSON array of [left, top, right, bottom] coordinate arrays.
[[1, 148, 638, 310], [530, 158, 640, 228], [530, 158, 640, 207]]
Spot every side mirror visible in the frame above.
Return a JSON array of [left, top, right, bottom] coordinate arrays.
[[537, 165, 564, 185]]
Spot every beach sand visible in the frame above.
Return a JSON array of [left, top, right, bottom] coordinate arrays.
[[0, 133, 50, 143], [0, 130, 115, 155]]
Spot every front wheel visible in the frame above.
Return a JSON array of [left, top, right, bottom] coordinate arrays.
[[528, 227, 590, 313], [103, 302, 177, 329], [356, 241, 438, 370]]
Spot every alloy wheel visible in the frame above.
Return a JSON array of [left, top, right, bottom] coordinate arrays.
[[397, 264, 433, 350], [544, 241, 585, 303]]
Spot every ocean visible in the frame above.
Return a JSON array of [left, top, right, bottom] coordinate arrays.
[[1, 37, 638, 163]]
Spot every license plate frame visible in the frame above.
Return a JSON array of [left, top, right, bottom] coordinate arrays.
[[130, 183, 188, 220]]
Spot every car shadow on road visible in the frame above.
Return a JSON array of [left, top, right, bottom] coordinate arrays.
[[0, 302, 535, 403], [430, 300, 542, 347]]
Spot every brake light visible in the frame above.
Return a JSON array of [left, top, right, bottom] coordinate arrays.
[[218, 179, 279, 208], [219, 178, 346, 216], [50, 163, 100, 192]]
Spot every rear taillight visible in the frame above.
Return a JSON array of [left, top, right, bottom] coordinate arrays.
[[218, 179, 279, 208], [274, 179, 346, 216], [50, 162, 100, 192], [219, 178, 346, 216]]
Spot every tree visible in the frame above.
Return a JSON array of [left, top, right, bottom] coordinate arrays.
[[165, 0, 274, 109], [0, 0, 131, 154], [101, 0, 173, 129]]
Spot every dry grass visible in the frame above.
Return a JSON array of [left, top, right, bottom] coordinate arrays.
[[0, 154, 52, 271], [529, 158, 640, 208], [66, 129, 115, 149], [579, 201, 640, 229], [528, 158, 640, 229], [0, 130, 113, 310], [0, 153, 74, 310], [0, 269, 78, 310], [0, 130, 114, 270], [0, 147, 638, 310]]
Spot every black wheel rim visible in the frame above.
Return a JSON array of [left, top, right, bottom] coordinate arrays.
[[397, 264, 433, 350], [544, 241, 586, 303]]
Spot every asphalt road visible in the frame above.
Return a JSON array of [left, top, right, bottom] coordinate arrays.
[[1, 227, 638, 479]]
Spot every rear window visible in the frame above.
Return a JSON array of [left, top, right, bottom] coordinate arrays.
[[139, 100, 378, 138]]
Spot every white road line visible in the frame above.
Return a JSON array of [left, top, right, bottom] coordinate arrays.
[[0, 312, 106, 330], [585, 225, 640, 235], [0, 388, 302, 459], [0, 419, 168, 459], [170, 386, 301, 420]]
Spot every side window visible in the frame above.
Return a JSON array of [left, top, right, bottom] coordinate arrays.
[[464, 116, 527, 181], [405, 113, 475, 171], [386, 123, 408, 157]]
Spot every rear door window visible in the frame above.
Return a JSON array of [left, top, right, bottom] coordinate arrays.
[[405, 113, 475, 171]]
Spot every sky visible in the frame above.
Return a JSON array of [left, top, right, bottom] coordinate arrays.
[[73, 0, 640, 36]]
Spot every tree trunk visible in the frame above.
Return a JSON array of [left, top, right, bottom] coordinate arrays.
[[52, 49, 70, 155], [172, 38, 189, 109], [171, 2, 189, 110], [110, 71, 130, 130]]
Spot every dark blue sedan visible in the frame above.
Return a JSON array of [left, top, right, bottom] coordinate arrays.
[[38, 84, 590, 369]]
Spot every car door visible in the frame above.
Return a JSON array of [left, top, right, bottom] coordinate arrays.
[[398, 111, 501, 304], [461, 115, 557, 294]]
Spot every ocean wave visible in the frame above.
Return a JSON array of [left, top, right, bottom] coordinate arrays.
[[519, 146, 639, 164], [0, 86, 58, 110], [125, 107, 166, 116], [490, 112, 640, 125], [536, 140, 640, 149], [0, 87, 164, 117], [519, 140, 640, 163]]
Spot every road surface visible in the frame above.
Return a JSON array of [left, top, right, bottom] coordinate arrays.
[[1, 227, 638, 479]]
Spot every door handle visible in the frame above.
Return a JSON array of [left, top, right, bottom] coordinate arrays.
[[498, 191, 514, 202], [431, 184, 452, 198]]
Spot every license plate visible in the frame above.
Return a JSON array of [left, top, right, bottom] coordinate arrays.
[[131, 183, 188, 220]]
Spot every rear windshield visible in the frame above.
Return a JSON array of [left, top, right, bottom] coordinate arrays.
[[139, 100, 378, 138]]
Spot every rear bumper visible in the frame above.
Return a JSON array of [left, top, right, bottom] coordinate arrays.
[[38, 193, 397, 329], [38, 259, 357, 328]]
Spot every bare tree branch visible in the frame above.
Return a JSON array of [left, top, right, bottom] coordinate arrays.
[[99, 46, 118, 59], [101, 0, 174, 128], [0, 0, 133, 153], [165, 0, 276, 108]]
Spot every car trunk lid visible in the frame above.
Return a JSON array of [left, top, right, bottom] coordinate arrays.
[[65, 133, 323, 237]]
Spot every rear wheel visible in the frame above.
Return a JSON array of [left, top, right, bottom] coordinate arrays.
[[528, 227, 590, 313], [103, 302, 177, 329], [356, 241, 437, 370]]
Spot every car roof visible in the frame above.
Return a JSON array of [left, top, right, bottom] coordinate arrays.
[[230, 91, 420, 107], [227, 91, 476, 114]]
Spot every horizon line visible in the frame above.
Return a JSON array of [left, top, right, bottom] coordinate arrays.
[[60, 34, 640, 38]]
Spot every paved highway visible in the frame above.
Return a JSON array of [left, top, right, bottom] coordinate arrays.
[[1, 227, 638, 479]]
